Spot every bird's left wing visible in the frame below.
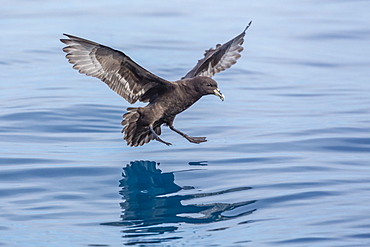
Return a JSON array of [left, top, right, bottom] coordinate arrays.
[[182, 21, 252, 79], [61, 34, 173, 104]]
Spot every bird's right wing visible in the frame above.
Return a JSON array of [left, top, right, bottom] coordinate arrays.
[[61, 34, 174, 104], [182, 21, 252, 79]]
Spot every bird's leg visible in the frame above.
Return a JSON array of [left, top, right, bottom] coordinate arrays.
[[149, 125, 172, 146], [168, 124, 207, 144]]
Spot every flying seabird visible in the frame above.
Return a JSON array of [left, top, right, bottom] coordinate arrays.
[[60, 21, 252, 147]]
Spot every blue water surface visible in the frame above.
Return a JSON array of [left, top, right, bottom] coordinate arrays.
[[1, 0, 370, 246]]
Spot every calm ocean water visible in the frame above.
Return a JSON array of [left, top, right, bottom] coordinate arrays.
[[1, 0, 370, 246]]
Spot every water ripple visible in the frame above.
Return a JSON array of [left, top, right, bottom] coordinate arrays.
[[102, 161, 257, 244]]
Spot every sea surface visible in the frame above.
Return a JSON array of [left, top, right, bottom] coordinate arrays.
[[1, 0, 370, 246]]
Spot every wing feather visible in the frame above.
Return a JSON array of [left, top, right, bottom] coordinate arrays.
[[183, 21, 252, 79], [61, 34, 173, 104]]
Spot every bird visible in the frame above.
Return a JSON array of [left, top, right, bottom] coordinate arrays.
[[60, 21, 251, 147]]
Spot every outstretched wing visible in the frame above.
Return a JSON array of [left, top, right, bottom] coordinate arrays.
[[61, 34, 173, 104], [183, 21, 252, 79]]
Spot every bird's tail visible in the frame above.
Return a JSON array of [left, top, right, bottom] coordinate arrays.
[[121, 107, 161, 147]]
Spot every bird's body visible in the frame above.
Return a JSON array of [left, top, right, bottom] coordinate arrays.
[[61, 22, 251, 146], [122, 77, 220, 146]]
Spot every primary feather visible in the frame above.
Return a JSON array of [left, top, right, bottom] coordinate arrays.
[[61, 34, 173, 104], [182, 21, 252, 79]]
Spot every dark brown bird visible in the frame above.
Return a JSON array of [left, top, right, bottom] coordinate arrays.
[[60, 21, 251, 147]]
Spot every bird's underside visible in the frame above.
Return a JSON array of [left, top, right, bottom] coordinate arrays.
[[60, 21, 251, 147], [122, 107, 208, 147]]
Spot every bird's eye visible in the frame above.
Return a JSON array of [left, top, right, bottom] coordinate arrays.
[[207, 83, 213, 87]]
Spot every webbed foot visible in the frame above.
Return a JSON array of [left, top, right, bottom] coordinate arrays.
[[186, 136, 207, 144], [149, 125, 172, 146], [156, 137, 172, 146]]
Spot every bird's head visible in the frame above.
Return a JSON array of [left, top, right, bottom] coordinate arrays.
[[195, 77, 225, 101]]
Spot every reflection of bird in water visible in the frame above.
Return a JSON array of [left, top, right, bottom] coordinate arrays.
[[60, 22, 252, 146], [102, 161, 256, 232]]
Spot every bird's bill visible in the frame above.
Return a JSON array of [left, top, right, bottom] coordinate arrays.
[[213, 88, 225, 101]]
